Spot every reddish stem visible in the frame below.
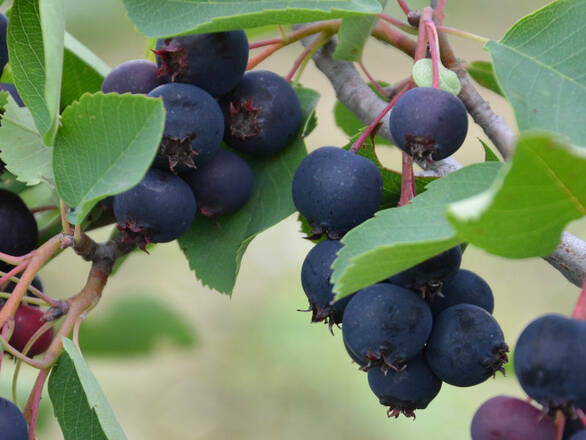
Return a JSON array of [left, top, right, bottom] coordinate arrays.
[[434, 0, 447, 24], [578, 408, 586, 427], [397, 0, 412, 15], [0, 324, 9, 374], [24, 368, 50, 439], [554, 410, 565, 440], [398, 153, 417, 206], [0, 261, 29, 287], [286, 32, 328, 82], [377, 13, 413, 32], [0, 251, 33, 267], [425, 20, 441, 88], [359, 59, 389, 97], [414, 8, 433, 61], [372, 22, 417, 58], [350, 83, 413, 153], [571, 278, 586, 320], [249, 37, 283, 49], [30, 205, 58, 214]]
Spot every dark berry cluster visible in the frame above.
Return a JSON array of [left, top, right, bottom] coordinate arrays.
[[101, 30, 302, 246], [297, 229, 507, 417], [0, 190, 54, 358], [389, 87, 468, 162], [0, 397, 28, 440]]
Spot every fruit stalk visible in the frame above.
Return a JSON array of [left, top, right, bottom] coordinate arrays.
[[571, 279, 586, 320]]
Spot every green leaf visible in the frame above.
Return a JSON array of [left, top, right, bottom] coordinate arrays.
[[332, 162, 501, 296], [333, 14, 378, 61], [61, 32, 111, 110], [0, 92, 54, 187], [447, 132, 586, 258], [53, 93, 164, 224], [122, 0, 381, 38], [80, 295, 195, 357], [486, 0, 586, 145], [48, 338, 128, 440], [7, 0, 64, 145], [178, 87, 319, 294], [480, 138, 501, 162], [412, 59, 461, 95], [333, 82, 391, 145], [466, 61, 504, 96]]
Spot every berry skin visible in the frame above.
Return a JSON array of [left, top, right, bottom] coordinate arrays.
[[428, 269, 494, 316], [221, 70, 302, 156], [113, 168, 196, 245], [426, 304, 508, 387], [0, 189, 38, 274], [514, 314, 586, 413], [0, 397, 28, 440], [569, 431, 586, 440], [181, 149, 253, 217], [389, 87, 468, 161], [342, 283, 433, 370], [292, 147, 383, 239], [299, 239, 354, 325], [101, 60, 161, 95], [154, 30, 249, 96], [9, 304, 54, 357], [147, 83, 224, 172], [0, 83, 25, 107], [388, 246, 462, 299], [0, 13, 8, 77], [470, 395, 555, 440], [367, 354, 442, 418]]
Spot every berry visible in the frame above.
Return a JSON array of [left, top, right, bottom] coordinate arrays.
[[426, 304, 508, 387], [470, 395, 555, 440], [2, 275, 43, 307], [292, 147, 383, 239], [221, 70, 302, 156], [9, 304, 54, 356], [181, 149, 253, 217], [428, 269, 494, 315], [113, 168, 196, 245], [389, 87, 468, 161], [147, 83, 224, 172], [569, 431, 586, 440], [343, 337, 365, 365], [342, 283, 433, 370], [0, 190, 38, 274], [101, 60, 160, 95], [388, 246, 462, 299], [154, 30, 249, 96], [0, 83, 25, 107], [0, 397, 28, 440], [367, 354, 442, 418], [0, 13, 8, 77], [514, 314, 586, 412]]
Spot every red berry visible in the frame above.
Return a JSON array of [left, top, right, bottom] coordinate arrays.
[[9, 305, 53, 356]]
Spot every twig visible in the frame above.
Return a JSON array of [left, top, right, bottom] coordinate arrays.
[[286, 32, 332, 82], [60, 201, 72, 236], [397, 0, 412, 15], [359, 59, 389, 97], [571, 279, 586, 320], [23, 368, 50, 437]]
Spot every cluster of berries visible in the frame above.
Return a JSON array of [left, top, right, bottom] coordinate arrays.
[[103, 30, 302, 246], [293, 86, 511, 417]]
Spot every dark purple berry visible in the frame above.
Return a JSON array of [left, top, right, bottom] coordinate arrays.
[[299, 239, 354, 325], [147, 83, 224, 172], [429, 269, 494, 315], [113, 168, 196, 245], [0, 83, 25, 107], [388, 246, 462, 299], [342, 283, 433, 371], [470, 395, 555, 440], [514, 314, 586, 413], [367, 354, 442, 418], [181, 149, 253, 217], [221, 70, 302, 156], [0, 14, 8, 77], [426, 304, 508, 387], [569, 431, 586, 440], [0, 397, 28, 440], [154, 30, 248, 96], [292, 147, 383, 239], [343, 336, 364, 365], [0, 189, 38, 274], [389, 87, 468, 161], [101, 60, 161, 95]]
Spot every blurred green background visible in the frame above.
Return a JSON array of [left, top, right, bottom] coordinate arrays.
[[2, 0, 585, 438]]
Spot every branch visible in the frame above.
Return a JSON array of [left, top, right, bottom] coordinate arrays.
[[294, 25, 586, 287]]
